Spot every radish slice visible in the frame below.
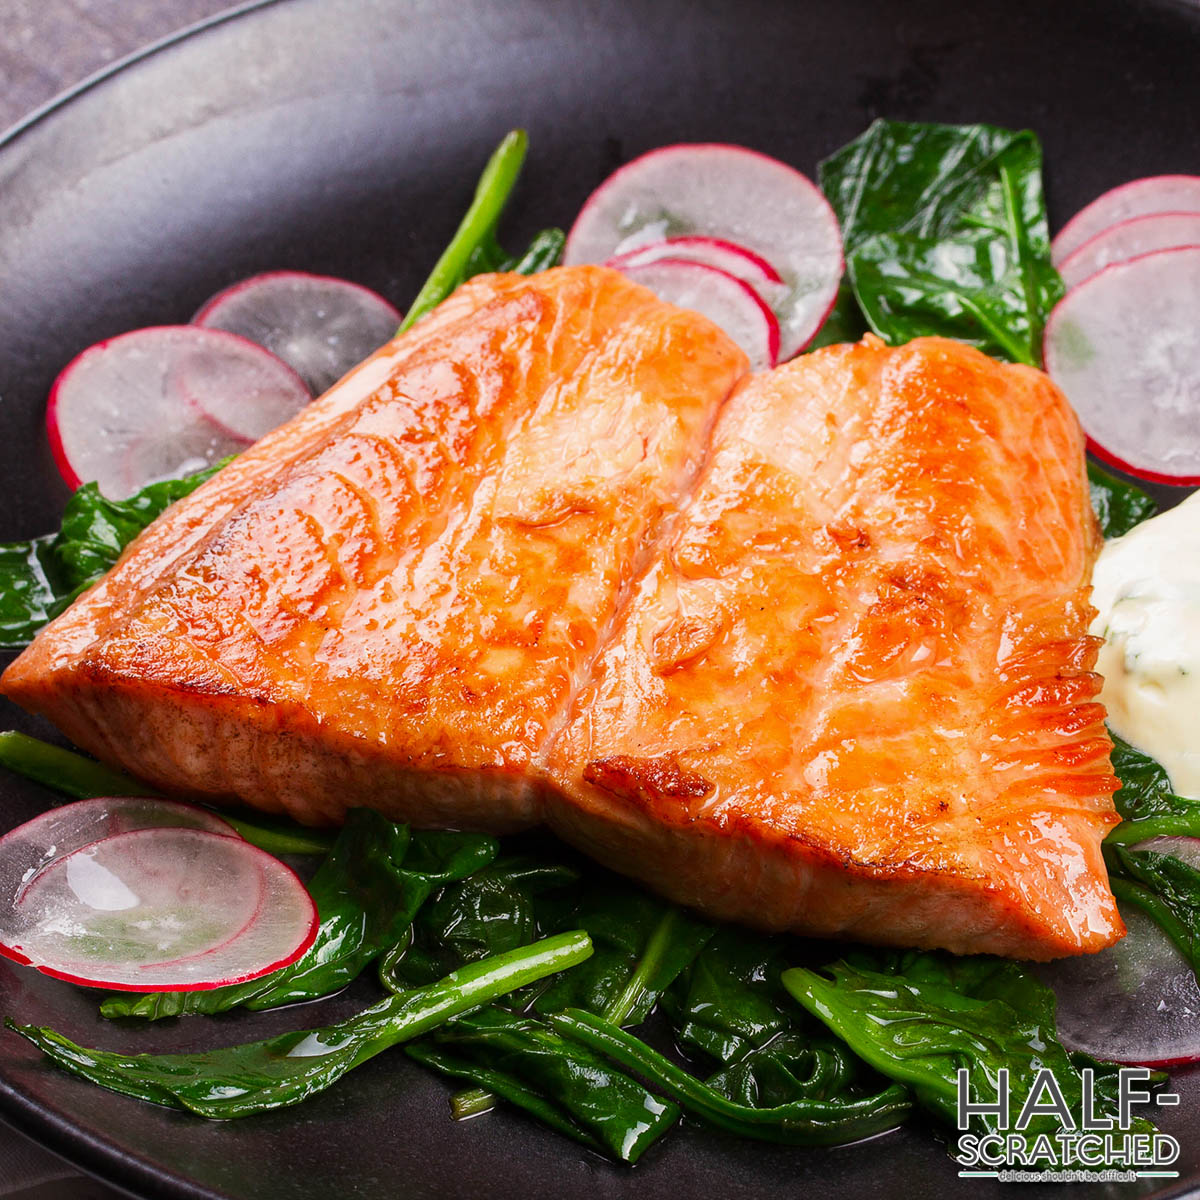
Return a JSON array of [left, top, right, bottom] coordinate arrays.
[[1039, 908, 1200, 1067], [1058, 212, 1200, 290], [0, 797, 238, 900], [47, 326, 311, 499], [1052, 176, 1200, 267], [621, 258, 780, 370], [0, 823, 317, 991], [193, 271, 402, 397], [608, 235, 785, 297], [565, 144, 842, 360], [1043, 247, 1200, 485]]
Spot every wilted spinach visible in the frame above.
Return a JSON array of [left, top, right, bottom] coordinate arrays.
[[662, 929, 793, 1064], [382, 855, 579, 990], [530, 880, 714, 1026], [818, 120, 1062, 365], [1105, 845, 1200, 974], [552, 1009, 911, 1146], [783, 951, 1158, 1155], [0, 464, 224, 649], [1098, 733, 1200, 981], [1105, 730, 1200, 843], [13, 932, 591, 1119], [389, 854, 712, 1153], [411, 1007, 679, 1163], [1087, 462, 1157, 540]]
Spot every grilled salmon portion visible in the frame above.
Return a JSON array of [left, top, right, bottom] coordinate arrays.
[[546, 335, 1122, 959], [2, 279, 1118, 958], [1, 267, 747, 830]]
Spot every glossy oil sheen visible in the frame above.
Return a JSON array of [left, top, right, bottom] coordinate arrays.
[[0, 1, 1198, 1199]]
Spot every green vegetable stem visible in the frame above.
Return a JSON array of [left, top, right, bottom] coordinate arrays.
[[782, 952, 1158, 1155], [411, 1007, 680, 1163], [550, 1009, 911, 1145], [0, 731, 155, 800], [0, 731, 334, 857], [12, 931, 592, 1119], [399, 131, 564, 332]]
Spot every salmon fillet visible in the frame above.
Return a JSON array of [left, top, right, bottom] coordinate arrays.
[[547, 335, 1121, 958], [1, 272, 1120, 957], [0, 267, 746, 831]]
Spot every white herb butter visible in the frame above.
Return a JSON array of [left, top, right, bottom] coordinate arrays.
[[1091, 490, 1200, 799]]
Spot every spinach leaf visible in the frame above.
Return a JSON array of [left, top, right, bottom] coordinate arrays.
[[410, 1007, 678, 1163], [1105, 845, 1200, 973], [1099, 731, 1200, 979], [819, 120, 1062, 365], [1088, 462, 1157, 539], [399, 131, 564, 332], [531, 881, 714, 1025], [782, 952, 1156, 1153], [12, 931, 591, 1119], [0, 466, 223, 649], [663, 929, 792, 1064], [0, 731, 333, 856], [102, 812, 497, 1019], [396, 860, 712, 1139], [551, 1009, 911, 1146], [704, 1030, 857, 1109], [383, 855, 579, 990], [1105, 729, 1200, 843]]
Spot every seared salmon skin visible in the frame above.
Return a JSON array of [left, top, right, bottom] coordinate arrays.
[[547, 335, 1121, 959], [0, 267, 746, 831], [2, 276, 1120, 957]]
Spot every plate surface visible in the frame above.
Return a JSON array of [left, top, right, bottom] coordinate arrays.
[[0, 0, 1198, 1196]]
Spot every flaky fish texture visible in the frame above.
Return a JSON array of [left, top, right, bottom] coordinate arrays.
[[1, 267, 746, 831], [1, 269, 1120, 958], [548, 335, 1121, 959]]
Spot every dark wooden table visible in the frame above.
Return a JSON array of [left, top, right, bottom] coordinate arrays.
[[1, 5, 240, 1197]]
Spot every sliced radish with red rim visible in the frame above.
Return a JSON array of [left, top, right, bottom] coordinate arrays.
[[1058, 212, 1200, 290], [622, 258, 780, 370], [1038, 907, 1200, 1067], [48, 326, 312, 499], [0, 799, 317, 990], [1052, 175, 1200, 267], [1043, 246, 1200, 485], [566, 143, 842, 360], [193, 271, 402, 397], [0, 797, 237, 906], [608, 235, 785, 297]]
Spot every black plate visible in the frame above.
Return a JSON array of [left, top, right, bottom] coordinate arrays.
[[1, 0, 1199, 1196]]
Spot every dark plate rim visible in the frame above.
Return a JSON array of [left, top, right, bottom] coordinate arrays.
[[0, 0, 278, 152]]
